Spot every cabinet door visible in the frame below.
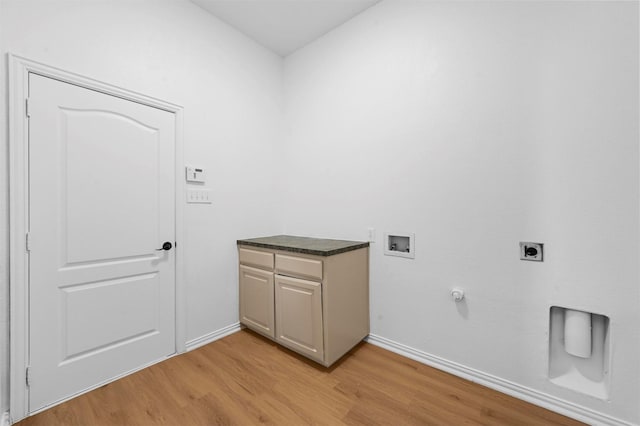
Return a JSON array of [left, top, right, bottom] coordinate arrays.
[[239, 265, 275, 338], [275, 274, 324, 363]]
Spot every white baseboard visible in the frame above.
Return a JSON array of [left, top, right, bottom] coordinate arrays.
[[365, 334, 633, 426], [185, 322, 241, 352], [1, 411, 10, 426]]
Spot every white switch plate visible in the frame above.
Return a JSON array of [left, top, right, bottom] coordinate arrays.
[[187, 188, 212, 204]]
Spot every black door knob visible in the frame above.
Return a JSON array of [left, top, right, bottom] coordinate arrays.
[[525, 246, 538, 257], [156, 242, 173, 251]]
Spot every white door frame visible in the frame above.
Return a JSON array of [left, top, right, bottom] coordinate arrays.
[[8, 54, 186, 422]]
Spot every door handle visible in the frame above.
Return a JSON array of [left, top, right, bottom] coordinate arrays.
[[156, 242, 173, 251]]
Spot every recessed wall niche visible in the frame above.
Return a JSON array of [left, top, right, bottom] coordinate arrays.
[[548, 306, 610, 399], [383, 232, 415, 259]]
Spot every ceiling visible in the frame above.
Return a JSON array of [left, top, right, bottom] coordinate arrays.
[[191, 0, 381, 56]]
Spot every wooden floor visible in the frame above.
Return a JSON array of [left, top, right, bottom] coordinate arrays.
[[18, 330, 584, 426]]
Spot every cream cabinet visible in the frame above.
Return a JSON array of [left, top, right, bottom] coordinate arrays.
[[275, 274, 324, 362], [238, 236, 369, 367], [239, 265, 275, 339]]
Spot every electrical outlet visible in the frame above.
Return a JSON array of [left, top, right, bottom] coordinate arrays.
[[367, 228, 376, 243], [520, 242, 543, 262]]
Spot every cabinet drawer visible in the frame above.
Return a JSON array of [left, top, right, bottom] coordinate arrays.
[[239, 248, 274, 270], [275, 254, 322, 281]]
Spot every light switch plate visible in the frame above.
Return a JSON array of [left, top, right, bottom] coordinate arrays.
[[520, 242, 543, 261], [187, 188, 212, 204]]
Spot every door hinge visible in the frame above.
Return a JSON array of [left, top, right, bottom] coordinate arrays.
[[26, 366, 31, 387], [25, 98, 30, 117], [26, 232, 31, 252]]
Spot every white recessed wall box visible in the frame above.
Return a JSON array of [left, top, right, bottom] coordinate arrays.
[[548, 306, 610, 399], [384, 232, 415, 259]]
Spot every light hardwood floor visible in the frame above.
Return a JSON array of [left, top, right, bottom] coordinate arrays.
[[18, 329, 584, 426]]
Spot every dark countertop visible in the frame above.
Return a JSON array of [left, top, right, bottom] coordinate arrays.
[[237, 235, 369, 257]]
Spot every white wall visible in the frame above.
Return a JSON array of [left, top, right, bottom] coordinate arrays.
[[1, 0, 638, 424], [283, 1, 639, 423], [0, 0, 284, 415]]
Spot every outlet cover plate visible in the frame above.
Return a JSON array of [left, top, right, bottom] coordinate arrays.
[[520, 242, 543, 261]]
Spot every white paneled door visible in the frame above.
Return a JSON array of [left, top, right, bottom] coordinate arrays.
[[28, 73, 176, 412]]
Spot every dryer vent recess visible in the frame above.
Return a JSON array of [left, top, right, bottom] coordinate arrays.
[[548, 306, 610, 400], [384, 232, 414, 259]]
